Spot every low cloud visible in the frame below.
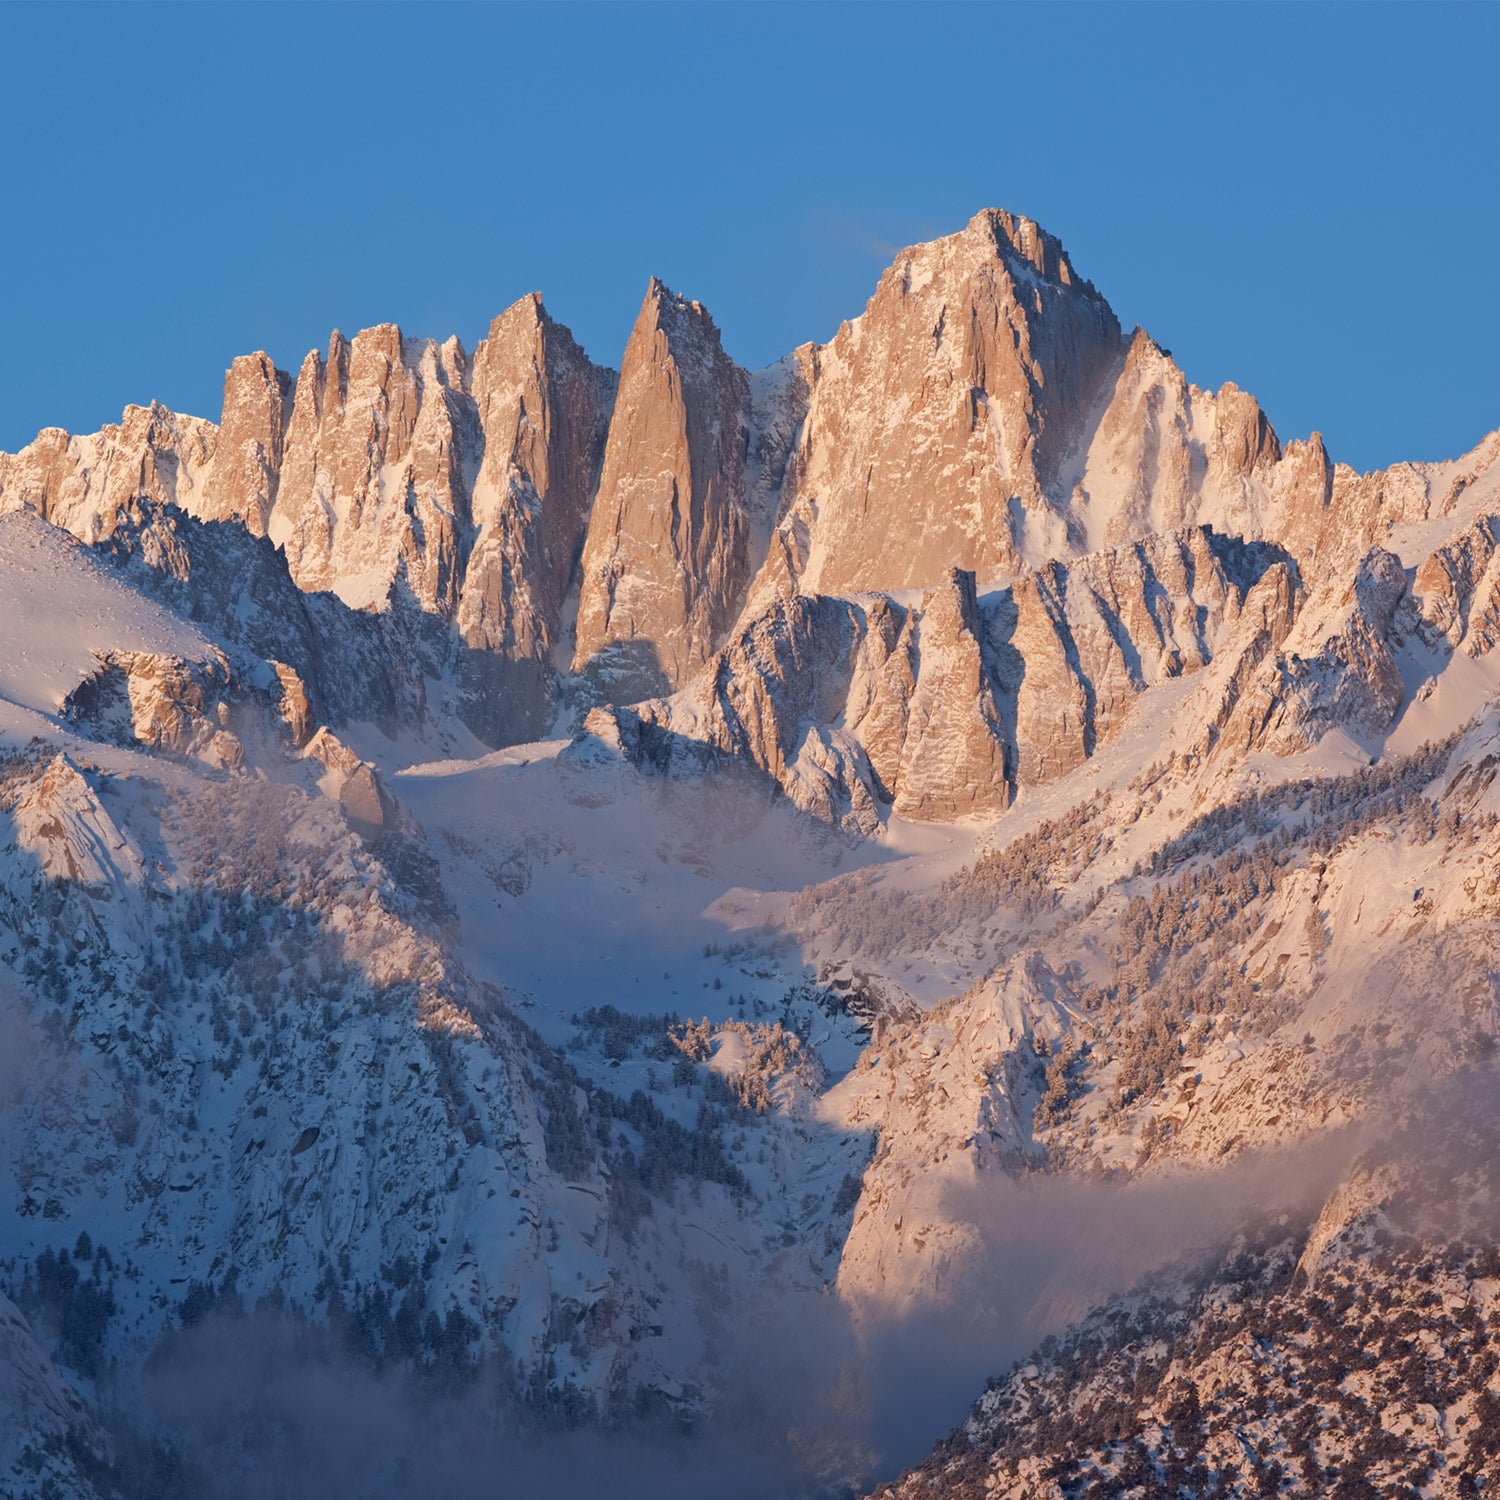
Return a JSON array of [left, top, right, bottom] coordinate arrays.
[[111, 1137, 1362, 1498], [128, 1306, 823, 1500]]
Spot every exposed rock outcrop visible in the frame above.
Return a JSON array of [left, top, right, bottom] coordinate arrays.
[[744, 210, 1342, 614], [1077, 332, 1283, 552], [4, 206, 1498, 782], [95, 498, 425, 742], [457, 295, 616, 739], [890, 569, 1010, 819], [462, 295, 616, 657], [618, 528, 1283, 830], [1415, 512, 1500, 656], [0, 402, 216, 543], [822, 953, 1067, 1317], [303, 726, 396, 840], [749, 209, 1125, 603], [201, 352, 292, 536], [60, 645, 290, 769], [1221, 547, 1409, 754], [8, 754, 143, 895], [572, 280, 753, 700], [267, 325, 471, 614], [1187, 557, 1305, 761]]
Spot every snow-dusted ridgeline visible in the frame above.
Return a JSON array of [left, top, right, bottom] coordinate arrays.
[[0, 208, 1498, 1497]]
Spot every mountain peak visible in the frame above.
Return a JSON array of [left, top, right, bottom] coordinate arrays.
[[639, 276, 723, 349], [486, 290, 549, 339], [572, 275, 752, 698], [965, 205, 1092, 289], [885, 207, 1100, 301]]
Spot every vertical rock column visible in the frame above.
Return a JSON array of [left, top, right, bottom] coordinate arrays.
[[267, 325, 471, 615], [203, 353, 292, 536], [457, 293, 617, 739], [572, 279, 751, 702], [892, 568, 1011, 818]]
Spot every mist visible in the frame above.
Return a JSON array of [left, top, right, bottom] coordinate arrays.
[[858, 1138, 1359, 1469], [87, 1132, 1371, 1499], [121, 1298, 868, 1500], [127, 1312, 787, 1500]]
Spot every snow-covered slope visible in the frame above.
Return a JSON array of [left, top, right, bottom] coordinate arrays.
[[0, 510, 215, 722], [0, 1289, 112, 1500]]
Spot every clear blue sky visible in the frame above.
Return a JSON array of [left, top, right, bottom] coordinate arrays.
[[2, 2, 1495, 473]]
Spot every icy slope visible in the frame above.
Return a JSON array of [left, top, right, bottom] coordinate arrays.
[[0, 510, 215, 722]]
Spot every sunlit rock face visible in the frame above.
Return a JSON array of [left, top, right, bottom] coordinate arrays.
[[0, 402, 217, 543], [572, 278, 755, 702], [9, 206, 1498, 763], [201, 352, 292, 537], [262, 325, 460, 612], [747, 209, 1125, 601], [743, 208, 1335, 618], [622, 527, 1288, 832], [453, 295, 617, 740], [220, 300, 621, 742], [461, 295, 616, 659]]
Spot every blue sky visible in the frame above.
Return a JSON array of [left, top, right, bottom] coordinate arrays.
[[1, 2, 1495, 472]]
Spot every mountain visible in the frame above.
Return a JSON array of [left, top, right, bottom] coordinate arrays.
[[873, 1098, 1500, 1500], [573, 279, 758, 701], [2, 208, 1500, 1498]]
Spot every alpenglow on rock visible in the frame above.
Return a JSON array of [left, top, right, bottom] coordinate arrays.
[[0, 402, 217, 544], [571, 279, 754, 702], [603, 528, 1294, 832], [203, 352, 292, 537], [3, 205, 1499, 778]]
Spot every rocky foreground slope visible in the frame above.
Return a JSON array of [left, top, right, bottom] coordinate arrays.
[[1, 210, 1500, 1497]]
